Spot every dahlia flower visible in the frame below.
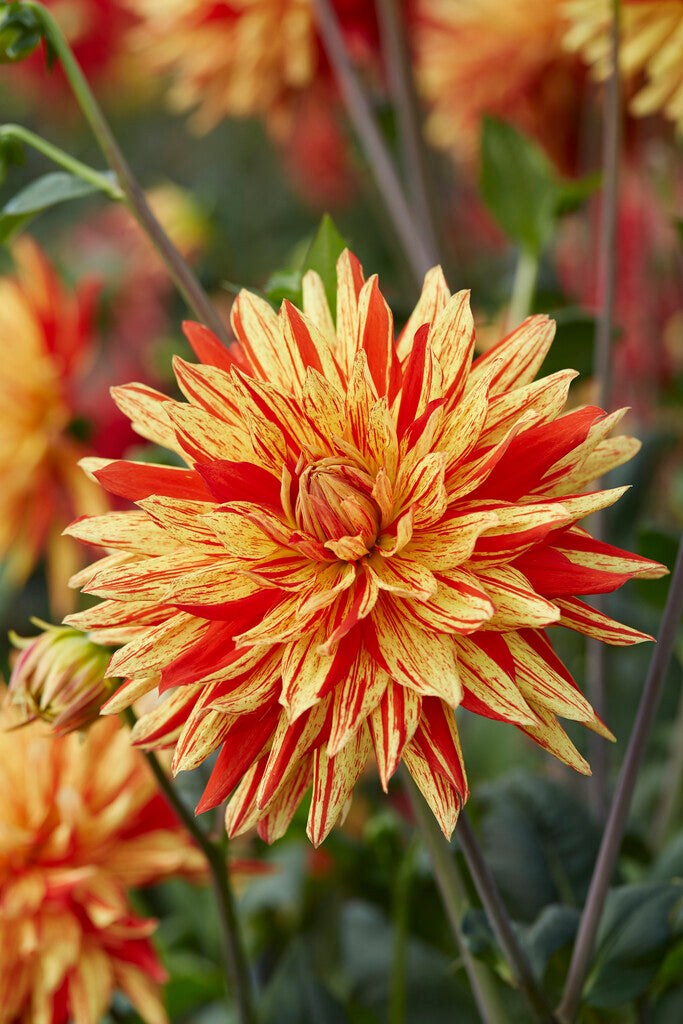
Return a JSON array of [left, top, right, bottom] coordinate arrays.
[[0, 238, 108, 612], [413, 0, 588, 172], [66, 251, 666, 845], [0, 710, 205, 1024], [564, 0, 683, 133], [126, 0, 379, 133], [555, 159, 683, 415], [124, 0, 379, 203], [7, 620, 114, 734]]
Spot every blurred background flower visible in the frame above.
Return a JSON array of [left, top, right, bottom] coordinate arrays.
[[413, 0, 589, 174], [124, 0, 383, 206], [0, 237, 109, 615], [564, 0, 683, 133], [0, 710, 205, 1024]]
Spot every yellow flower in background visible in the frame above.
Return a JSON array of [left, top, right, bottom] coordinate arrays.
[[125, 0, 380, 135], [564, 0, 683, 132], [0, 238, 109, 614], [0, 711, 205, 1024], [67, 251, 666, 846], [413, 0, 589, 172]]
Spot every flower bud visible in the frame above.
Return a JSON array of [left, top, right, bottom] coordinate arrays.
[[296, 457, 380, 558], [0, 4, 42, 63], [7, 620, 114, 735]]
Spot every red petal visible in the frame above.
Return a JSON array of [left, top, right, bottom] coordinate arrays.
[[516, 547, 633, 597], [396, 323, 430, 438], [197, 460, 281, 508], [474, 406, 606, 501], [94, 460, 212, 502], [196, 709, 278, 813]]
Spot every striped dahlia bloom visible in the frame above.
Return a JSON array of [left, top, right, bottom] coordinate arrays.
[[0, 712, 204, 1024], [564, 0, 683, 133], [413, 0, 588, 172], [67, 252, 666, 844]]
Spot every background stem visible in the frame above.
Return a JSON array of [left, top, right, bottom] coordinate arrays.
[[557, 535, 683, 1024], [0, 123, 122, 198], [312, 0, 433, 285], [375, 0, 441, 268], [506, 248, 539, 330], [25, 1, 231, 348], [122, 709, 258, 1024], [402, 772, 511, 1024], [586, 0, 622, 823], [457, 812, 559, 1024]]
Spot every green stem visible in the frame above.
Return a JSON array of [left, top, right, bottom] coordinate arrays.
[[402, 771, 510, 1024], [23, 2, 231, 348], [506, 247, 539, 331], [457, 812, 559, 1024], [389, 836, 418, 1024], [375, 0, 442, 270], [557, 534, 683, 1024], [586, 0, 622, 825], [651, 660, 683, 848], [122, 709, 258, 1024], [0, 123, 122, 198], [312, 0, 434, 285]]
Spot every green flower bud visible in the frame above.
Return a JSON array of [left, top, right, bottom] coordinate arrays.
[[7, 619, 115, 735]]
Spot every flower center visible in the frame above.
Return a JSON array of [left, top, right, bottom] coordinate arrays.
[[295, 456, 380, 557]]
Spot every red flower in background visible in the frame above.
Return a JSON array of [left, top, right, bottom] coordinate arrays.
[[0, 238, 110, 613], [0, 711, 205, 1024], [5, 0, 138, 106], [413, 0, 589, 175], [556, 159, 683, 415], [125, 0, 381, 205]]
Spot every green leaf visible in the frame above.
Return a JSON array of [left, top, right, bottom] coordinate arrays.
[[162, 950, 224, 1018], [0, 170, 116, 242], [635, 528, 680, 610], [480, 117, 561, 256], [260, 940, 348, 1024], [585, 881, 683, 1007], [302, 214, 348, 318], [554, 172, 602, 216], [0, 134, 25, 186], [653, 937, 683, 995], [340, 901, 481, 1023], [264, 269, 303, 309], [521, 904, 580, 982], [539, 308, 598, 379], [478, 772, 602, 923], [0, 3, 43, 63]]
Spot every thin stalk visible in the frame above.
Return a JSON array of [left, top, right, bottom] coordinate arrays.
[[557, 535, 683, 1024], [586, 0, 621, 822], [402, 772, 510, 1024], [23, 2, 231, 348], [651, 668, 683, 848], [375, 0, 441, 267], [457, 812, 559, 1024], [0, 123, 122, 198], [312, 0, 434, 285], [506, 248, 539, 331], [389, 837, 418, 1024], [122, 709, 258, 1024]]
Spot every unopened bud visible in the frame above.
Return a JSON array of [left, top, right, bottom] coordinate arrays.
[[0, 4, 42, 63], [7, 620, 114, 735]]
